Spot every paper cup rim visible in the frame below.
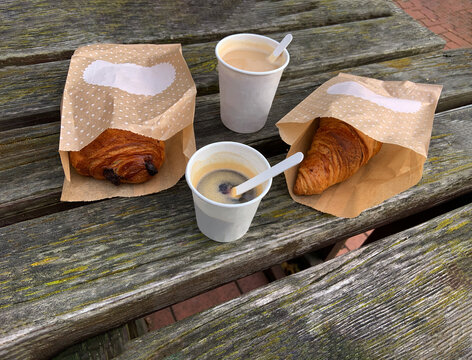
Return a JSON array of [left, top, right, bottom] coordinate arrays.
[[185, 141, 272, 208], [215, 33, 290, 76]]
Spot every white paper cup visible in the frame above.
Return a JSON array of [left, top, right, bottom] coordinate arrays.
[[215, 33, 290, 133], [185, 142, 272, 242]]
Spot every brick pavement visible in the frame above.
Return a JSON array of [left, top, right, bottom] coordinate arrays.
[[393, 0, 472, 49], [143, 0, 472, 330], [145, 272, 274, 330]]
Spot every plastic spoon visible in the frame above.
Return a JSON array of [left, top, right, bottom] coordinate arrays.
[[231, 152, 304, 197], [268, 33, 293, 63]]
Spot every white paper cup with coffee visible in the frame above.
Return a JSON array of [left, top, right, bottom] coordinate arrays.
[[185, 142, 272, 242], [215, 33, 290, 133]]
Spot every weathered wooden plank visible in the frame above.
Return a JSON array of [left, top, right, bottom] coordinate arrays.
[[52, 318, 148, 360], [0, 122, 59, 170], [1, 49, 471, 226], [0, 0, 392, 65], [51, 324, 131, 360], [0, 105, 470, 359], [0, 61, 68, 128], [0, 10, 445, 129], [0, 121, 70, 225], [115, 203, 472, 360]]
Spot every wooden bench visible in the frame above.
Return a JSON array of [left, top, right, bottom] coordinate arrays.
[[1, 1, 471, 359], [113, 202, 472, 359]]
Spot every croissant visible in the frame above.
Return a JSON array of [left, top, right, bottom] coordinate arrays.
[[294, 117, 382, 195], [69, 128, 165, 185]]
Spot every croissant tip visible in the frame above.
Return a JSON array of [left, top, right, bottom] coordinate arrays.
[[293, 178, 303, 196], [294, 172, 324, 196]]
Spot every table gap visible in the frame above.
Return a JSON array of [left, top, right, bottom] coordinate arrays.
[[363, 191, 472, 245]]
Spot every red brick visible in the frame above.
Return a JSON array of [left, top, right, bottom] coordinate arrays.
[[335, 247, 349, 257], [394, 0, 472, 49], [402, 2, 417, 10], [444, 41, 461, 50], [364, 229, 374, 237], [172, 282, 241, 320], [345, 233, 368, 251], [447, 1, 469, 12], [144, 307, 175, 331], [410, 0, 427, 9], [421, 7, 439, 21], [428, 24, 449, 35], [393, 1, 414, 10], [421, 18, 440, 27], [237, 272, 269, 293], [443, 32, 470, 47], [405, 9, 427, 20], [325, 239, 348, 261], [270, 264, 286, 280]]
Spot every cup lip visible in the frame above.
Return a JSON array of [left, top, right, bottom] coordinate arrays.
[[215, 33, 290, 76], [185, 141, 272, 208]]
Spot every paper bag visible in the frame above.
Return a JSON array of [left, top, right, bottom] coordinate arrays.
[[276, 73, 442, 218], [59, 44, 197, 201]]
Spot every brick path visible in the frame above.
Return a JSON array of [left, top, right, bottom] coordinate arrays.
[[144, 0, 472, 330], [145, 272, 273, 330], [393, 0, 472, 49]]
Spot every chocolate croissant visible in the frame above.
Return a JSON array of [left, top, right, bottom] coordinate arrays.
[[69, 128, 165, 185], [294, 117, 382, 195]]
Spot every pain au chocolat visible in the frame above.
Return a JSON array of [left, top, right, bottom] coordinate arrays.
[[69, 128, 165, 186], [294, 117, 382, 195]]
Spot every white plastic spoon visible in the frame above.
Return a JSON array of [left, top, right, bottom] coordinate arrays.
[[231, 152, 304, 197], [268, 33, 293, 63]]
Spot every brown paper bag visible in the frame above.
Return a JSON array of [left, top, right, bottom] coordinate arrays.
[[276, 73, 442, 218], [59, 44, 197, 201]]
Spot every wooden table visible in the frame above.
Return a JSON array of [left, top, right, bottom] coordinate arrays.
[[1, 1, 471, 359]]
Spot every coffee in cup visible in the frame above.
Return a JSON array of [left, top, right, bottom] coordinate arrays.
[[215, 33, 290, 134], [221, 40, 285, 72], [193, 160, 261, 204], [185, 142, 272, 242]]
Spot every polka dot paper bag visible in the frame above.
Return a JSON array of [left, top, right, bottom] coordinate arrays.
[[59, 44, 196, 201], [276, 73, 442, 218]]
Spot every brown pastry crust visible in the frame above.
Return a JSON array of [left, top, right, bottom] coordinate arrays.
[[69, 128, 165, 185], [294, 117, 382, 195]]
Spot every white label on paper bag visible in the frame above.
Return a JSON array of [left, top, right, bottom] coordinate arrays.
[[83, 60, 176, 96], [327, 81, 422, 113]]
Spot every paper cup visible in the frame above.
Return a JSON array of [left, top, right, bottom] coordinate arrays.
[[215, 33, 290, 133], [185, 142, 272, 242]]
